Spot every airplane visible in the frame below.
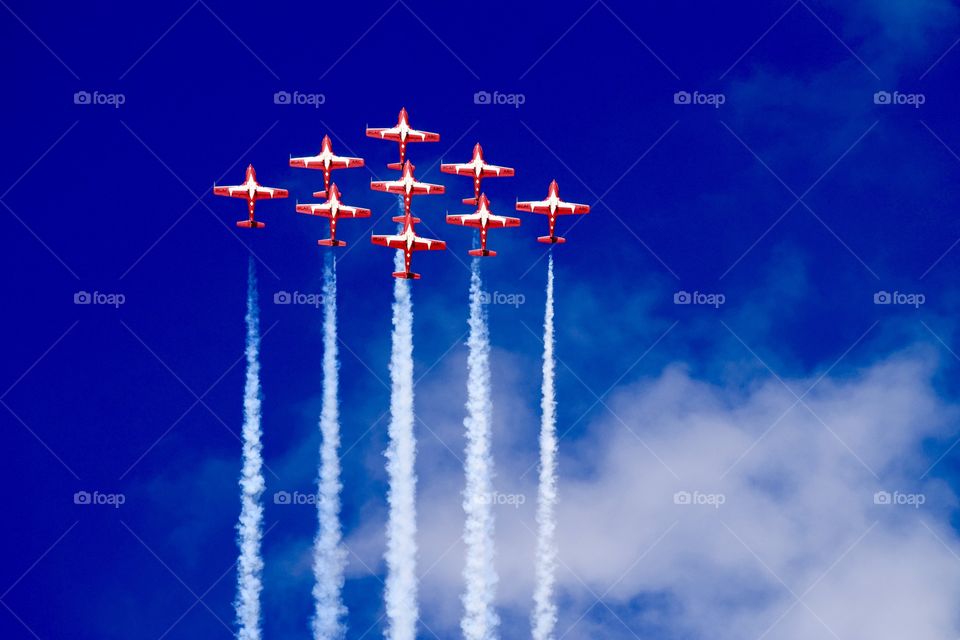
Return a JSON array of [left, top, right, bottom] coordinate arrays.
[[446, 193, 520, 257], [515, 180, 590, 244], [371, 215, 446, 279], [366, 107, 440, 170], [295, 183, 371, 247], [370, 160, 444, 216], [213, 164, 289, 229], [289, 135, 365, 196], [440, 143, 515, 205]]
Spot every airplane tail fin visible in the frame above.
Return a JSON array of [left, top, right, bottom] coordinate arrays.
[[468, 248, 496, 257], [237, 220, 265, 229], [318, 238, 346, 247], [387, 162, 404, 170], [537, 235, 564, 244], [393, 215, 421, 223], [312, 190, 328, 199], [462, 197, 478, 206], [392, 271, 421, 280]]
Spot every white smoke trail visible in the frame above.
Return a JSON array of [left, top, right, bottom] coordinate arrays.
[[532, 253, 558, 640], [237, 256, 266, 640], [384, 207, 419, 640], [313, 253, 348, 640], [461, 258, 499, 640]]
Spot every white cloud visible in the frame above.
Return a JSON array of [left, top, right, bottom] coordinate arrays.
[[348, 346, 960, 639]]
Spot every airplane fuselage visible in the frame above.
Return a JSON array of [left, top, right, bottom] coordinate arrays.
[[242, 179, 259, 200]]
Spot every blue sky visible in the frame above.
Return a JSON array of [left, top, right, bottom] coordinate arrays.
[[4, 1, 960, 638]]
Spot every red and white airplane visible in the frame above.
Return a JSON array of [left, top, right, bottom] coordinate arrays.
[[446, 193, 520, 257], [441, 143, 515, 205], [515, 180, 590, 244], [370, 160, 444, 216], [371, 216, 446, 279], [366, 107, 440, 170], [213, 164, 289, 229], [295, 183, 371, 247], [289, 135, 365, 196]]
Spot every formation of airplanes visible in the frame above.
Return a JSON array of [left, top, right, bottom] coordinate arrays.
[[212, 108, 591, 277]]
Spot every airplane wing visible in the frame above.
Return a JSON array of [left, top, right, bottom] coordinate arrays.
[[408, 181, 445, 196], [515, 200, 552, 214], [479, 163, 515, 178], [484, 213, 521, 228], [370, 180, 404, 194], [253, 186, 288, 200], [440, 162, 473, 176], [300, 203, 371, 219], [406, 128, 440, 142], [213, 185, 248, 198], [366, 127, 402, 142], [289, 155, 363, 170], [411, 235, 446, 251], [335, 204, 371, 219], [327, 155, 364, 170], [441, 162, 514, 177], [555, 201, 590, 215], [289, 156, 321, 169], [371, 234, 407, 249], [296, 203, 333, 218], [446, 213, 482, 228]]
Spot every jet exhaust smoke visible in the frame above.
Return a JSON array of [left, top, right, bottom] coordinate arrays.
[[461, 258, 500, 640], [384, 204, 419, 640], [237, 256, 266, 640], [313, 253, 348, 640], [532, 253, 558, 640]]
